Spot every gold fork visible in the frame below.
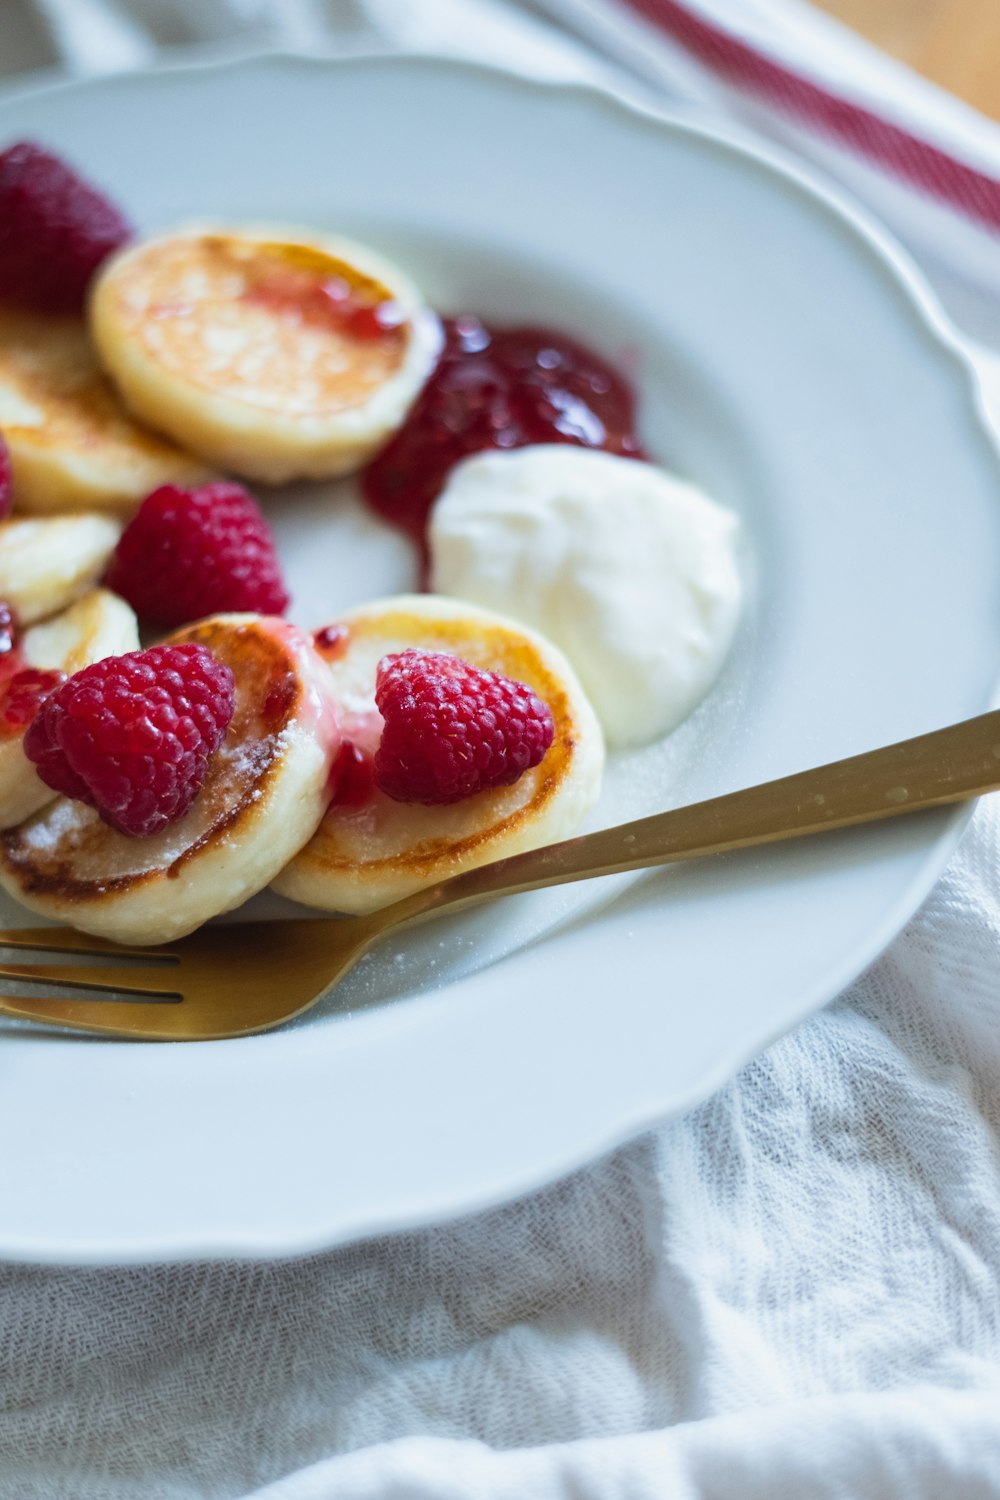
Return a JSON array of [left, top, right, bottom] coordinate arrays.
[[2, 708, 1000, 1041]]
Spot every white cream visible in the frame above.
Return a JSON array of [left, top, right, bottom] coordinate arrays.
[[429, 445, 743, 749]]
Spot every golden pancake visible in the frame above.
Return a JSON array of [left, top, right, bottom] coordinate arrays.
[[0, 307, 207, 514], [273, 594, 604, 915], [0, 511, 122, 624], [91, 225, 443, 482]]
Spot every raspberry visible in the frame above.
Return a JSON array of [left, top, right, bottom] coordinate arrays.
[[373, 649, 555, 805], [106, 482, 290, 628], [1, 668, 65, 732], [24, 644, 235, 838], [0, 432, 12, 520], [0, 141, 132, 314]]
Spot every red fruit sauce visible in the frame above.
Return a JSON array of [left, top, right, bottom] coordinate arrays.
[[327, 740, 375, 809], [244, 269, 404, 344], [361, 316, 645, 549], [313, 624, 350, 658], [1, 668, 67, 734], [0, 603, 64, 736]]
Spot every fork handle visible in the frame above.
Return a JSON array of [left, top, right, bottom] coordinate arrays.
[[381, 708, 1000, 927]]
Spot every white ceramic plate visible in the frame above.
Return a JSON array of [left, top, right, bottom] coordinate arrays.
[[1, 54, 999, 1265]]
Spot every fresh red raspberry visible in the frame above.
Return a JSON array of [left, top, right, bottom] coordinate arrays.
[[0, 432, 12, 520], [24, 644, 236, 838], [373, 649, 555, 805], [0, 141, 132, 314], [106, 481, 290, 628]]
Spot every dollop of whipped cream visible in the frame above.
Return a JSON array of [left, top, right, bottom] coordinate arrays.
[[429, 446, 743, 749]]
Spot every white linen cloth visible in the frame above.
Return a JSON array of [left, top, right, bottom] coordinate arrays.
[[3, 2, 1000, 1496]]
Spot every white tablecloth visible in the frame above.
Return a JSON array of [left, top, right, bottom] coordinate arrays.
[[2, 2, 1000, 1496]]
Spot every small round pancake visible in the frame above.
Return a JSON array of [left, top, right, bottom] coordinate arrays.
[[273, 594, 604, 915], [0, 511, 122, 624], [0, 615, 341, 945], [0, 307, 207, 514], [91, 225, 443, 482], [0, 588, 139, 830]]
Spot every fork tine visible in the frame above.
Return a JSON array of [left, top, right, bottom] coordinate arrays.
[[0, 926, 173, 960], [0, 993, 186, 1041], [0, 961, 181, 998]]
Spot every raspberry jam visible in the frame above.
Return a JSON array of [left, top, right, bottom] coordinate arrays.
[[327, 740, 374, 809], [361, 316, 645, 547], [1, 668, 66, 734], [0, 603, 65, 736], [313, 623, 350, 658], [244, 268, 404, 344]]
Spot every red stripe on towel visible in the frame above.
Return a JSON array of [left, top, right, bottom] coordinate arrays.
[[622, 0, 1000, 232]]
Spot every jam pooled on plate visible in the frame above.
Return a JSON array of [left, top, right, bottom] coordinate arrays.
[[361, 316, 645, 549]]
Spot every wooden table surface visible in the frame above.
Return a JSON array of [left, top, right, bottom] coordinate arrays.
[[813, 0, 1000, 119]]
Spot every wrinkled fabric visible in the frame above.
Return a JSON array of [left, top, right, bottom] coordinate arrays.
[[2, 2, 1000, 1497], [3, 818, 1000, 1498]]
